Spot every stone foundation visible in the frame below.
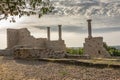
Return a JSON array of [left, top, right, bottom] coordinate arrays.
[[14, 48, 66, 59], [0, 50, 10, 56], [83, 37, 110, 58]]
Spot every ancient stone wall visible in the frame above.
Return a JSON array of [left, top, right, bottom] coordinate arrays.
[[46, 40, 66, 52], [7, 28, 47, 49], [7, 29, 19, 49], [83, 37, 110, 58], [0, 49, 12, 56], [7, 28, 66, 52], [14, 48, 65, 59], [35, 38, 47, 48], [17, 28, 33, 45]]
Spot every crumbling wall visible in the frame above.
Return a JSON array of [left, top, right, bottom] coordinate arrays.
[[0, 49, 12, 56], [83, 37, 110, 58], [46, 40, 66, 52], [7, 28, 47, 49], [35, 38, 47, 48], [14, 48, 65, 59], [17, 28, 35, 46], [7, 28, 66, 53], [7, 29, 19, 49]]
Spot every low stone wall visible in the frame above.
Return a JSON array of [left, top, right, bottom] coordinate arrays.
[[14, 48, 66, 59], [0, 49, 11, 56], [46, 40, 66, 52]]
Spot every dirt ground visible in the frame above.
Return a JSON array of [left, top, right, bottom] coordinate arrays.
[[0, 56, 120, 80]]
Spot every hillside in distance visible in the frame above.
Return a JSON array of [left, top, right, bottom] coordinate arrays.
[[112, 46, 120, 50]]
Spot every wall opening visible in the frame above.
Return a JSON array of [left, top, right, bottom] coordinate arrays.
[[98, 50, 101, 54]]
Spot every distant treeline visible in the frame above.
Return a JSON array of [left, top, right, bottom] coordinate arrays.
[[67, 44, 120, 56], [66, 47, 84, 55], [104, 43, 120, 56]]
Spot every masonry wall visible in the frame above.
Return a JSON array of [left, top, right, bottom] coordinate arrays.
[[46, 40, 66, 52], [0, 49, 11, 56], [7, 28, 47, 49], [7, 28, 66, 52], [35, 38, 47, 48], [83, 37, 110, 58], [17, 28, 47, 48], [7, 29, 19, 49], [17, 28, 35, 46]]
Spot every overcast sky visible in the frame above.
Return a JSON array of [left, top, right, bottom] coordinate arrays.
[[0, 0, 120, 49]]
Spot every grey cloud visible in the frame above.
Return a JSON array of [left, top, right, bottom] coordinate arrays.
[[51, 0, 120, 16], [33, 25, 120, 34], [34, 25, 87, 33], [93, 26, 120, 33]]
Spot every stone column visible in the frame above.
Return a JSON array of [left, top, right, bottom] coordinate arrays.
[[47, 27, 50, 41], [87, 19, 92, 38], [58, 25, 62, 40]]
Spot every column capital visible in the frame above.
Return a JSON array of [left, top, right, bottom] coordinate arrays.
[[87, 19, 92, 22], [58, 25, 62, 27], [47, 27, 50, 28]]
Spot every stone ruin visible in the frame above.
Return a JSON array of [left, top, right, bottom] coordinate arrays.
[[0, 20, 111, 59], [6, 25, 66, 58], [83, 19, 110, 58]]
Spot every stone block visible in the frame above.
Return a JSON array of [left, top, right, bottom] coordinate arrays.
[[83, 37, 110, 58]]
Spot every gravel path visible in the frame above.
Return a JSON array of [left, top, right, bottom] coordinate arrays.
[[0, 56, 120, 80]]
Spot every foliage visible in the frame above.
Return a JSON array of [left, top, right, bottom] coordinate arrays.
[[0, 0, 54, 22], [104, 43, 120, 56], [66, 47, 84, 55], [67, 44, 120, 56]]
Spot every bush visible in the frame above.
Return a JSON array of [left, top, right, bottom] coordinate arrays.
[[103, 43, 120, 56], [66, 47, 83, 55]]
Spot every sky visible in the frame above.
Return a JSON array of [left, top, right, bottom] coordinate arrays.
[[0, 0, 120, 49]]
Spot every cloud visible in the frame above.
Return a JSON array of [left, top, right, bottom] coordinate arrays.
[[17, 15, 120, 34], [93, 27, 120, 33], [34, 25, 86, 33], [34, 25, 120, 34], [51, 0, 120, 16]]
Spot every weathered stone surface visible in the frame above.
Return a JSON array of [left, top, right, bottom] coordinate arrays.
[[46, 40, 66, 52], [83, 37, 111, 58], [14, 48, 66, 59], [0, 50, 11, 56], [6, 28, 66, 58], [7, 28, 47, 49], [7, 28, 66, 52]]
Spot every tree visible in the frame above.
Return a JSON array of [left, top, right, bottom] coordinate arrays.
[[66, 48, 83, 55], [0, 0, 54, 22], [103, 43, 120, 56]]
